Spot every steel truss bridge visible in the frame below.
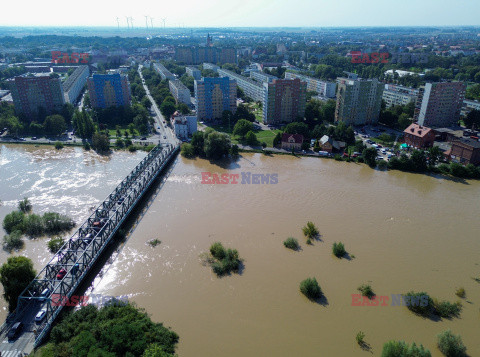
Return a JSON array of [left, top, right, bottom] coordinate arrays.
[[0, 143, 179, 355]]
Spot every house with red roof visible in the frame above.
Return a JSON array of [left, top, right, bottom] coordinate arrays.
[[403, 123, 435, 149]]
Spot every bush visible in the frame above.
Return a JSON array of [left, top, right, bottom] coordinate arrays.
[[47, 237, 65, 253], [23, 213, 44, 237], [438, 163, 450, 175], [302, 221, 319, 239], [208, 242, 241, 276], [300, 277, 322, 300], [358, 284, 375, 299], [334, 154, 343, 161], [403, 291, 433, 316], [115, 139, 125, 148], [449, 163, 469, 178], [433, 300, 462, 318], [42, 212, 75, 235], [54, 141, 64, 150], [437, 330, 466, 357], [3, 231, 24, 252], [180, 143, 195, 158], [83, 142, 91, 150], [381, 340, 431, 357], [455, 288, 465, 298], [210, 242, 226, 260], [356, 331, 365, 346], [332, 242, 346, 258], [378, 160, 388, 170], [2, 211, 25, 234], [283, 237, 299, 250], [18, 197, 32, 213]]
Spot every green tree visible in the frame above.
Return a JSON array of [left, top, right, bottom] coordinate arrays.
[[464, 109, 480, 129], [273, 132, 283, 147], [43, 114, 67, 136], [0, 256, 37, 312], [3, 211, 25, 234], [18, 197, 32, 213], [436, 330, 466, 357], [428, 146, 442, 167], [143, 344, 175, 357], [284, 122, 309, 139], [233, 119, 253, 138], [180, 143, 195, 158], [160, 101, 176, 119], [363, 147, 378, 167], [204, 131, 231, 160], [92, 133, 110, 153], [245, 131, 258, 145], [381, 340, 431, 357]]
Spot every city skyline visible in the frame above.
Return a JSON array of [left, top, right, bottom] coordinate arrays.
[[1, 0, 479, 28]]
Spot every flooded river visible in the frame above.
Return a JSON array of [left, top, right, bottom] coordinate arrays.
[[0, 144, 479, 356]]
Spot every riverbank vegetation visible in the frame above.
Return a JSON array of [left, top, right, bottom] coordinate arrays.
[[147, 238, 161, 247], [381, 340, 431, 357], [0, 256, 37, 312], [181, 129, 234, 160], [47, 237, 65, 254], [206, 242, 242, 276], [299, 277, 322, 300], [283, 237, 300, 250], [36, 303, 179, 357]]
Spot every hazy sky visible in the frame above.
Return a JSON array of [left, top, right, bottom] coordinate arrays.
[[1, 0, 479, 27]]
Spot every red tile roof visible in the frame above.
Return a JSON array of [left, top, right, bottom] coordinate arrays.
[[404, 123, 433, 138]]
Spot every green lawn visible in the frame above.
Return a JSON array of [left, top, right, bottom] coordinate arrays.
[[108, 127, 139, 138], [209, 124, 280, 147]]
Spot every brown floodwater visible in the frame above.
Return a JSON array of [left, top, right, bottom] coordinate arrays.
[[1, 144, 479, 356]]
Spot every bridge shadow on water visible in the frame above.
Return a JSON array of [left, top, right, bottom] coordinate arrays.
[[45, 153, 180, 337]]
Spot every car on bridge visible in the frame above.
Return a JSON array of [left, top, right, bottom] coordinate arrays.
[[35, 308, 47, 323], [56, 268, 67, 280], [7, 322, 23, 341]]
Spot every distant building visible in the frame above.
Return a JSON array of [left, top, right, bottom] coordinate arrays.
[[153, 63, 175, 81], [382, 84, 418, 108], [186, 66, 201, 80], [335, 77, 384, 126], [415, 82, 466, 128], [87, 73, 131, 109], [194, 77, 237, 122], [173, 115, 197, 140], [445, 138, 480, 165], [285, 72, 336, 98], [169, 80, 191, 105], [319, 135, 345, 153], [263, 78, 307, 125], [250, 71, 277, 84], [218, 68, 264, 102], [281, 133, 303, 151], [63, 65, 89, 104], [8, 73, 65, 119], [461, 99, 480, 117], [403, 123, 435, 148], [175, 47, 236, 65]]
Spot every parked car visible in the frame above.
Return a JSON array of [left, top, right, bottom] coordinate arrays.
[[35, 308, 47, 323], [56, 268, 67, 280], [7, 322, 23, 341], [31, 137, 38, 140]]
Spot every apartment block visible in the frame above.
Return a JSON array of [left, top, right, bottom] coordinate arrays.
[[415, 82, 466, 127], [87, 73, 131, 109], [8, 73, 65, 119], [186, 66, 201, 80], [169, 80, 191, 105], [250, 71, 277, 84], [63, 65, 89, 104], [263, 78, 307, 125], [153, 63, 175, 81], [335, 77, 384, 126], [382, 84, 418, 107], [194, 77, 237, 122], [285, 72, 336, 98], [217, 68, 264, 102]]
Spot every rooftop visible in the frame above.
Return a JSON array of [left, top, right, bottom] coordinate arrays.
[[404, 123, 433, 138]]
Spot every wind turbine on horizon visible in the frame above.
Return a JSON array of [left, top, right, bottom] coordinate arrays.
[[162, 18, 166, 29], [115, 17, 120, 29], [144, 15, 149, 30], [150, 17, 154, 29], [125, 16, 130, 29], [130, 17, 134, 29]]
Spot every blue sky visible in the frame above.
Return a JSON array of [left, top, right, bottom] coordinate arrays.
[[1, 0, 479, 27]]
